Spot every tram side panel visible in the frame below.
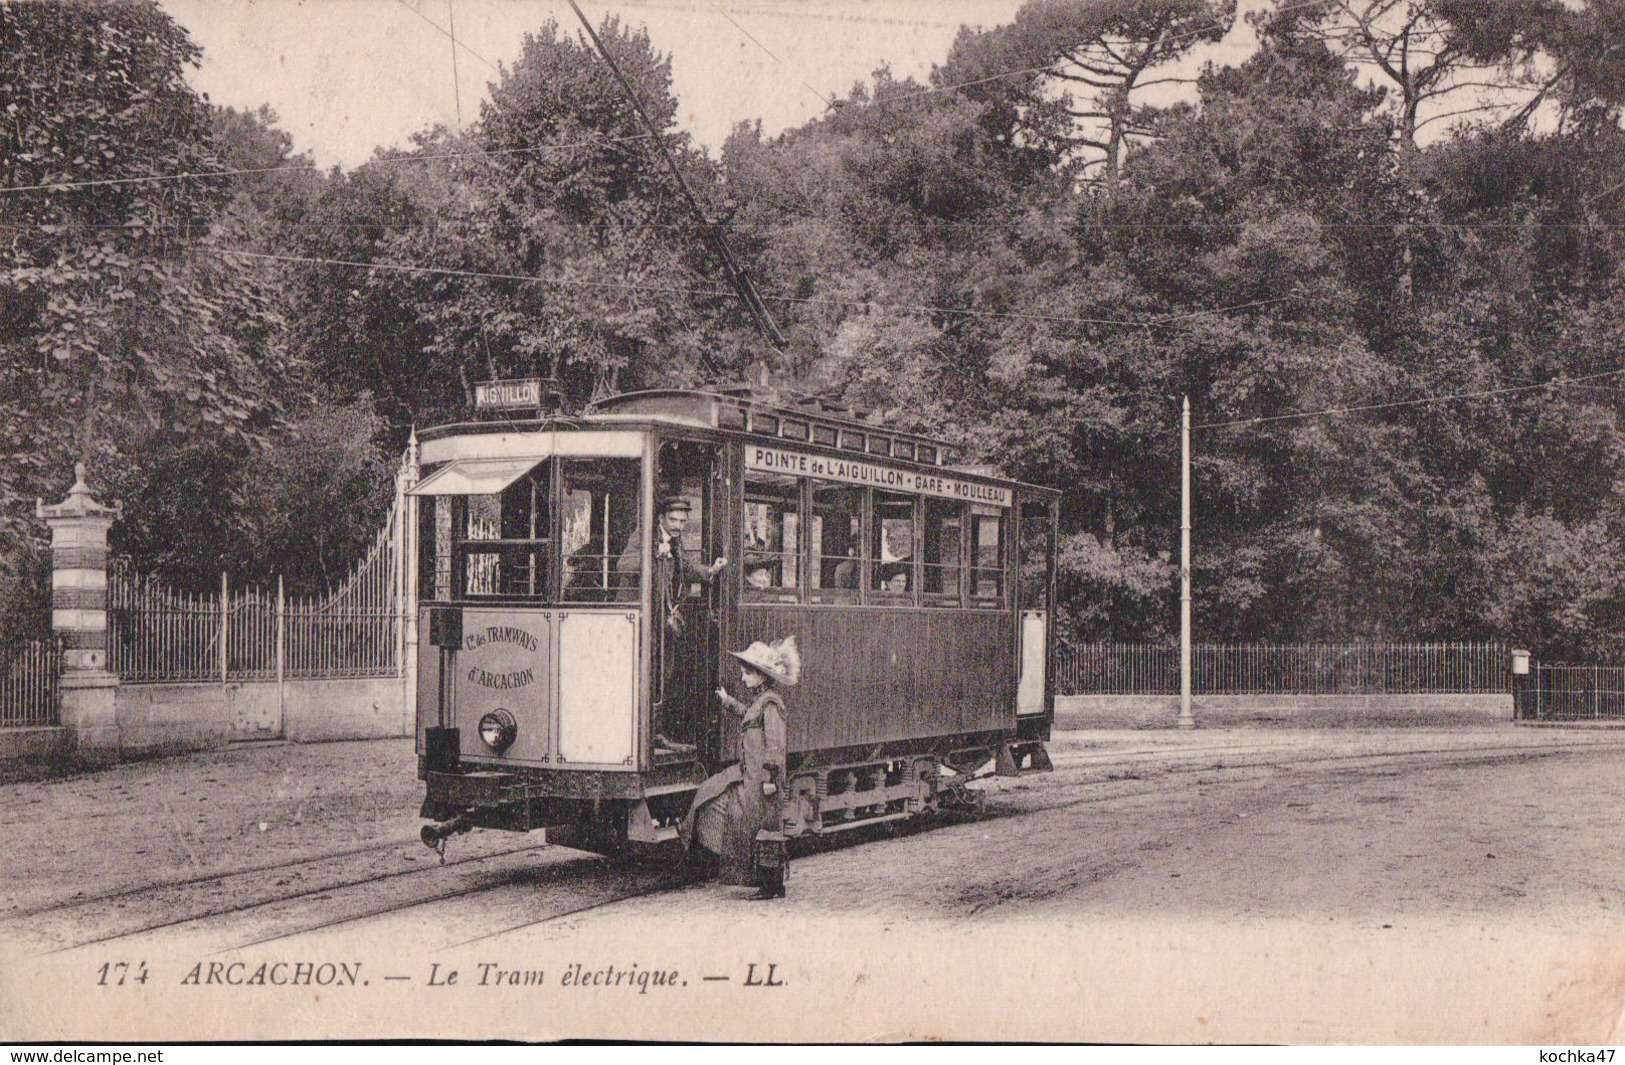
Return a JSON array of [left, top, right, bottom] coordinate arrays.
[[734, 604, 1016, 753]]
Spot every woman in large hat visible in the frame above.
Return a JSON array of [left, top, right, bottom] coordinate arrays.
[[681, 635, 801, 899]]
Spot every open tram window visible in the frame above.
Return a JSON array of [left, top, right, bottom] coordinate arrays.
[[871, 491, 917, 603], [653, 441, 715, 599], [743, 473, 800, 603], [560, 458, 641, 602], [451, 466, 551, 599], [445, 471, 552, 604], [969, 505, 1006, 606], [1018, 499, 1055, 610], [922, 498, 964, 605], [808, 484, 862, 603], [413, 462, 546, 601], [422, 495, 455, 602]]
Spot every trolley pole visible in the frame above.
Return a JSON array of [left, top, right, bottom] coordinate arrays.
[[1179, 396, 1195, 730]]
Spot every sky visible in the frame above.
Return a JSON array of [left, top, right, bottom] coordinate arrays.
[[160, 0, 1018, 168], [156, 0, 1263, 170]]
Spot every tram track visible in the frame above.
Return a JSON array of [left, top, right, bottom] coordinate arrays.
[[58, 849, 695, 958], [979, 732, 1625, 824], [38, 837, 559, 954], [35, 731, 1625, 956], [11, 837, 440, 921], [233, 863, 698, 955]]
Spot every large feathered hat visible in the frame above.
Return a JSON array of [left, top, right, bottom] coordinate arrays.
[[729, 635, 801, 688]]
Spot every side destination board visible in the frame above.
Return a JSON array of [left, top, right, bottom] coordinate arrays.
[[747, 444, 1011, 508]]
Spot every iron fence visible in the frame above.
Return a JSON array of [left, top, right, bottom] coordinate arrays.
[[0, 637, 61, 728], [109, 506, 404, 684], [1059, 641, 1511, 695], [285, 518, 401, 678], [1515, 664, 1625, 721], [108, 564, 221, 682]]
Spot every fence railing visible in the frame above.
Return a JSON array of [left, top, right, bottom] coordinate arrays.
[[1515, 664, 1625, 721], [0, 637, 61, 728], [1058, 642, 1512, 695], [109, 505, 404, 684]]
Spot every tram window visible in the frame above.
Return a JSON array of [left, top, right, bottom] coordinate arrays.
[[871, 491, 916, 602], [922, 498, 964, 604], [1018, 500, 1054, 609], [454, 468, 550, 599], [560, 458, 642, 602], [969, 506, 1006, 605], [808, 484, 862, 602], [421, 495, 455, 601], [743, 474, 800, 603]]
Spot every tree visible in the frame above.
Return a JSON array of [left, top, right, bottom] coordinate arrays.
[[937, 0, 1235, 181], [1256, 0, 1566, 149], [232, 396, 396, 594], [720, 65, 1069, 420], [0, 0, 301, 608], [210, 103, 326, 253], [291, 17, 763, 424]]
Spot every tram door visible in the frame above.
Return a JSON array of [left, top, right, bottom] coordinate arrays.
[[653, 440, 725, 761], [1016, 499, 1055, 716]]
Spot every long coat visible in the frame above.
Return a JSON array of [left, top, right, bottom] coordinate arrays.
[[682, 688, 788, 885]]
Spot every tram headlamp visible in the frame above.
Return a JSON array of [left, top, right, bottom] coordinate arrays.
[[477, 710, 518, 753]]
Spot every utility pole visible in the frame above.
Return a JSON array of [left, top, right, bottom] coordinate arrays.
[[1180, 395, 1195, 730]]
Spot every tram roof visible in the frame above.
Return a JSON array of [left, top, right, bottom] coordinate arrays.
[[418, 388, 1058, 496], [590, 387, 960, 462]]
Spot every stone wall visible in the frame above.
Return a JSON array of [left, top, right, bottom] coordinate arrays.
[[1, 676, 410, 776], [113, 677, 411, 755]]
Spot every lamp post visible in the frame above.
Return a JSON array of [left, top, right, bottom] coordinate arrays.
[[1180, 396, 1194, 730]]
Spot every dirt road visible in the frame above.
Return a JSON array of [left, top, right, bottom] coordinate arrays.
[[4, 728, 1625, 1042]]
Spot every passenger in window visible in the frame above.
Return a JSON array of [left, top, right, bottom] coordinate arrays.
[[831, 552, 859, 589], [745, 564, 774, 590], [878, 562, 910, 594]]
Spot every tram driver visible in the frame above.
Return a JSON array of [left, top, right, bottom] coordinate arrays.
[[616, 494, 728, 614]]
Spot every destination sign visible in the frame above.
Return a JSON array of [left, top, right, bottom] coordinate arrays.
[[747, 445, 1011, 508], [474, 378, 543, 410]]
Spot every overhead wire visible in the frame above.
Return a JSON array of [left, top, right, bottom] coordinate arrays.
[[704, 0, 834, 112], [206, 245, 1297, 331], [0, 132, 658, 196], [447, 0, 465, 125], [1194, 366, 1625, 431], [394, 0, 502, 74]]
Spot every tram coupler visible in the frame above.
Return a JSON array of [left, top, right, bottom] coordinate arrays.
[[420, 813, 472, 850]]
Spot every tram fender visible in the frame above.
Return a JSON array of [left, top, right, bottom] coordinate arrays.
[[996, 740, 1053, 776], [625, 799, 679, 844]]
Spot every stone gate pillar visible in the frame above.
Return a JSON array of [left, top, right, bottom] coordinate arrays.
[[37, 464, 122, 762]]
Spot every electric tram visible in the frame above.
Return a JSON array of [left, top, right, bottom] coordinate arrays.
[[414, 385, 1058, 855]]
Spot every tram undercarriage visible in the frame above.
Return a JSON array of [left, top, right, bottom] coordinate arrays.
[[419, 735, 1053, 857]]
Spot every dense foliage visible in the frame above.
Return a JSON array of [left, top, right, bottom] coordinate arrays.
[[6, 0, 1625, 659]]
